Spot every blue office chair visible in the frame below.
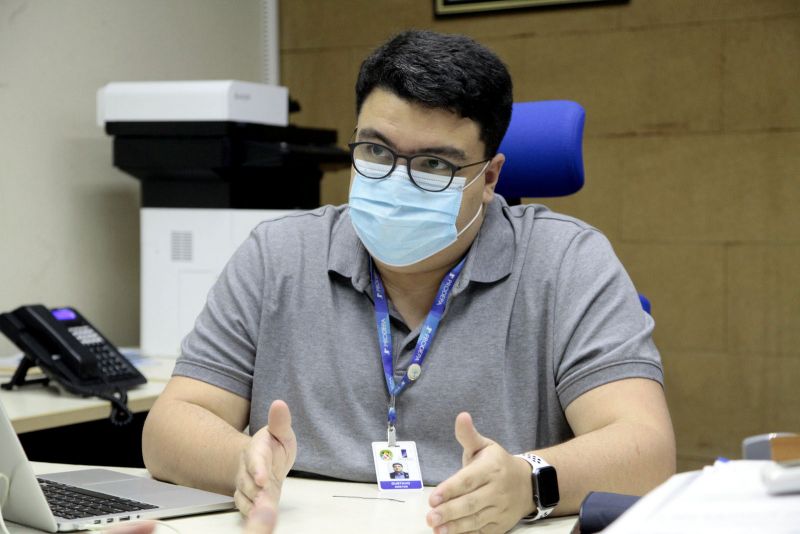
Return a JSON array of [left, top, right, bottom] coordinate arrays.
[[496, 100, 651, 314], [496, 100, 586, 203]]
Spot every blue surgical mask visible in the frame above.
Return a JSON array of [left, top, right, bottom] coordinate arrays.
[[348, 159, 487, 267]]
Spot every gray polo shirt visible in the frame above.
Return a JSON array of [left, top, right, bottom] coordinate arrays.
[[174, 196, 662, 484]]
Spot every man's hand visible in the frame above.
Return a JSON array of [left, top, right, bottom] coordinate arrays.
[[426, 413, 533, 534], [107, 494, 277, 534], [235, 400, 297, 516], [106, 523, 156, 534], [243, 493, 278, 534]]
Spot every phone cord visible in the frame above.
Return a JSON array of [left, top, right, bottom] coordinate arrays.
[[101, 388, 133, 426]]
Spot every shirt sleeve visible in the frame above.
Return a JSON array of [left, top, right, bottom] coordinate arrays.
[[552, 228, 663, 410], [171, 228, 266, 400]]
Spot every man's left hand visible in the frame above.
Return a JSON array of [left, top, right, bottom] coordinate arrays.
[[426, 412, 533, 534]]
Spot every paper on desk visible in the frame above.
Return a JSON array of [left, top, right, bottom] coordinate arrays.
[[603, 460, 800, 534], [119, 348, 179, 381]]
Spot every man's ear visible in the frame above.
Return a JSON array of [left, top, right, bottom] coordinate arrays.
[[483, 153, 505, 204]]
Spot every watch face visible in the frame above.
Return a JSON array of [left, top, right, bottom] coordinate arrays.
[[535, 466, 560, 508]]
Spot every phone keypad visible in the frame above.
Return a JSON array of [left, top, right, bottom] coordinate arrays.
[[68, 325, 104, 346], [68, 326, 138, 379], [94, 348, 137, 379]]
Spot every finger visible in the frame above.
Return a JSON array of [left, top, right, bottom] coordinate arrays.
[[436, 503, 498, 534], [237, 462, 263, 501], [427, 482, 496, 529], [267, 400, 294, 446], [260, 466, 285, 510], [107, 522, 157, 534], [428, 461, 490, 508], [266, 400, 297, 482], [234, 487, 255, 516], [244, 495, 278, 534], [437, 509, 498, 534], [444, 522, 501, 534], [246, 431, 272, 488], [454, 412, 492, 464]]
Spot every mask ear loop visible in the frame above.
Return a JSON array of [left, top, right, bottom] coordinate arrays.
[[461, 160, 492, 191], [455, 159, 491, 238], [456, 203, 483, 238]]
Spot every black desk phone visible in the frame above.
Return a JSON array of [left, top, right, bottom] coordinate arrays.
[[0, 304, 147, 425]]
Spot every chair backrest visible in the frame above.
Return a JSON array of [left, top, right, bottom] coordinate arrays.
[[495, 100, 586, 204], [495, 100, 651, 315]]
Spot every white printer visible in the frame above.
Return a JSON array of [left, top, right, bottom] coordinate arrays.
[[98, 81, 349, 357], [97, 80, 289, 127]]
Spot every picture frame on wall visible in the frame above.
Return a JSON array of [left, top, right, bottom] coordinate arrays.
[[434, 0, 625, 16]]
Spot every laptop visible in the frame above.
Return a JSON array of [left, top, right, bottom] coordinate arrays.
[[0, 400, 234, 532]]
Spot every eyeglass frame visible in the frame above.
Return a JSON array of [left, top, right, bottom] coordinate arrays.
[[347, 140, 491, 193]]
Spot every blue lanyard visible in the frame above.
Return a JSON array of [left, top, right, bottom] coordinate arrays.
[[370, 257, 466, 445]]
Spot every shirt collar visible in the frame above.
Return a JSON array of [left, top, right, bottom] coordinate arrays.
[[328, 211, 371, 292], [328, 195, 517, 292], [460, 195, 516, 285]]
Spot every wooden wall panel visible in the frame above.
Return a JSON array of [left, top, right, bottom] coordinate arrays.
[[665, 350, 768, 461], [621, 132, 800, 243], [728, 244, 800, 355], [723, 18, 800, 131], [492, 26, 723, 136], [619, 0, 800, 28], [616, 243, 726, 352]]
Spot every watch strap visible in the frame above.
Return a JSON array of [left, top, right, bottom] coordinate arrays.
[[515, 453, 556, 522]]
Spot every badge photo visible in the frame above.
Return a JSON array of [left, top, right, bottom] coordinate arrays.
[[371, 441, 423, 491]]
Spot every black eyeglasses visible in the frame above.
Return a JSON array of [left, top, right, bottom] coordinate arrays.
[[348, 141, 490, 193]]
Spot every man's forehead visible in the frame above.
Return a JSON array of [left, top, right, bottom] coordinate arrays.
[[356, 90, 484, 156]]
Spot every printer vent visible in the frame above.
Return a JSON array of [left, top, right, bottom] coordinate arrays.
[[171, 231, 193, 262]]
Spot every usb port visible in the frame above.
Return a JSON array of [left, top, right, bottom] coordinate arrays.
[[120, 517, 130, 521]]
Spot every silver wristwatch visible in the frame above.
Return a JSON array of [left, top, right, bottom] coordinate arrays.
[[515, 453, 560, 522]]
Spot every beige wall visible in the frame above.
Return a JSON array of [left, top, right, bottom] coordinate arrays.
[[0, 1, 262, 354], [280, 0, 800, 471]]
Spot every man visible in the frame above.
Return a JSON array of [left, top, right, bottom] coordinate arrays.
[[390, 463, 410, 479], [143, 30, 675, 534]]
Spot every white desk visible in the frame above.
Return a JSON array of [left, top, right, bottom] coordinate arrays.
[[6, 463, 578, 534], [0, 355, 175, 433], [0, 380, 166, 433]]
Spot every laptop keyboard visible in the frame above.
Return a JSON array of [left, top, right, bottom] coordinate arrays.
[[38, 479, 158, 520]]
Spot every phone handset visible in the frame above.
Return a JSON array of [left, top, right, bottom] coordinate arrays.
[[14, 305, 100, 379]]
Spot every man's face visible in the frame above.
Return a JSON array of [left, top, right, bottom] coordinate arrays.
[[351, 88, 504, 273], [393, 463, 403, 472]]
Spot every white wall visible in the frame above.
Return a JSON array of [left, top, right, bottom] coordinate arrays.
[[0, 0, 262, 355]]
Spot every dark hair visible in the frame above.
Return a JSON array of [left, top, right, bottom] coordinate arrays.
[[355, 30, 513, 158]]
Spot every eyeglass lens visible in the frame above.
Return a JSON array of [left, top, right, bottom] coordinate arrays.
[[351, 143, 454, 192]]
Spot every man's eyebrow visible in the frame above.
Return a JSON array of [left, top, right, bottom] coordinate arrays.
[[356, 127, 468, 162]]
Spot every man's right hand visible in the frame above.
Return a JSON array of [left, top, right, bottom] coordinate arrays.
[[235, 400, 297, 515]]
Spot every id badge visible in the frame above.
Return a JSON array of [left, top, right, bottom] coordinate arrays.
[[371, 441, 424, 491]]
